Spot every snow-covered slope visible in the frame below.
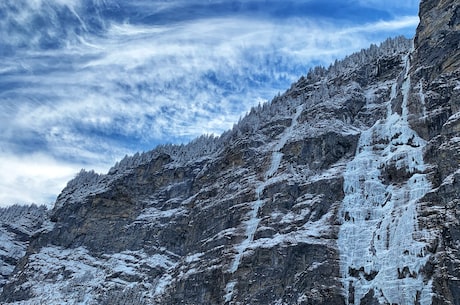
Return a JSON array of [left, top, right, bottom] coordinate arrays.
[[1, 0, 459, 304], [0, 205, 47, 292]]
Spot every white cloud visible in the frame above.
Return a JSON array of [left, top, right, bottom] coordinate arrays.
[[339, 16, 420, 34], [0, 153, 94, 207]]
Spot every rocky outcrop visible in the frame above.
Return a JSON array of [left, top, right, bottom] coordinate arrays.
[[0, 1, 459, 304], [0, 205, 47, 293]]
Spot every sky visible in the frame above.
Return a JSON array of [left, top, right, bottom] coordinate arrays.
[[0, 0, 420, 207]]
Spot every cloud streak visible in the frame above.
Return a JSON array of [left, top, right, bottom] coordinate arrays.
[[0, 0, 419, 206]]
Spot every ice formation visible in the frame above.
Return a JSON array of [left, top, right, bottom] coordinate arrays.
[[338, 53, 433, 304]]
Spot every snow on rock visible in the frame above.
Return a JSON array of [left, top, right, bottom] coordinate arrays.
[[225, 105, 304, 300], [0, 205, 47, 292], [6, 246, 179, 305]]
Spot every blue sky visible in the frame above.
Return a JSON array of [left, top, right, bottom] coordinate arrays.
[[0, 0, 420, 206]]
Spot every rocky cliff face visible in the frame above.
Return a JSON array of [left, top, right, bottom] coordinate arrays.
[[411, 1, 460, 304], [0, 205, 47, 290], [1, 0, 459, 304]]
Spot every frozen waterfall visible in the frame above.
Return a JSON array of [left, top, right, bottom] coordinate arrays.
[[338, 53, 433, 305]]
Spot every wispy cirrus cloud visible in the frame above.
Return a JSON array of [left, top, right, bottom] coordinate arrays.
[[0, 0, 420, 206]]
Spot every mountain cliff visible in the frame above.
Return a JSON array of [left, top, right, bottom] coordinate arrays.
[[1, 0, 459, 304]]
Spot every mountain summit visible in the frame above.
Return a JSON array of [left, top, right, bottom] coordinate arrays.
[[1, 0, 459, 304]]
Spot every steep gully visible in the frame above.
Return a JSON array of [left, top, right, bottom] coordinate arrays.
[[338, 50, 433, 304], [224, 105, 304, 303]]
